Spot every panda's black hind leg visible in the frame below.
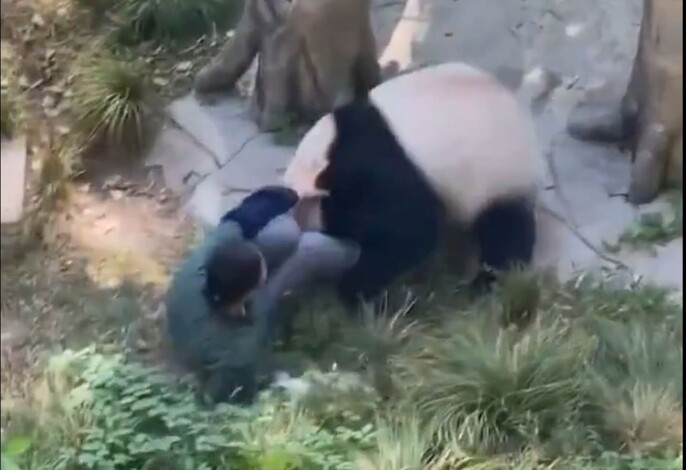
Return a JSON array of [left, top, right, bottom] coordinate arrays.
[[336, 243, 434, 314], [336, 250, 400, 312], [472, 196, 536, 293]]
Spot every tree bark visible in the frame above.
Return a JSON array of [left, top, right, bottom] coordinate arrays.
[[566, 0, 683, 204], [624, 0, 683, 204], [193, 0, 381, 132]]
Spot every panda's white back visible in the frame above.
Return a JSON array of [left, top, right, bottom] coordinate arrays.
[[284, 62, 545, 224], [367, 62, 544, 223]]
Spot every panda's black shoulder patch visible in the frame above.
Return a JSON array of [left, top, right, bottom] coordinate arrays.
[[316, 99, 443, 241], [314, 99, 445, 302]]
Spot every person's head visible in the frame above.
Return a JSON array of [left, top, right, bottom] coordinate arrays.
[[203, 240, 267, 314]]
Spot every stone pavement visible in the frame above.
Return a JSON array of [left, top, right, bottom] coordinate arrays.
[[145, 0, 682, 293], [1, 136, 29, 256]]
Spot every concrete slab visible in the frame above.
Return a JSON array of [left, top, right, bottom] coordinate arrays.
[[146, 125, 218, 194], [183, 135, 292, 227], [1, 136, 28, 224], [167, 95, 263, 166]]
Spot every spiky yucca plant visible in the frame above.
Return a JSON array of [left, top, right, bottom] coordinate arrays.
[[70, 50, 155, 156]]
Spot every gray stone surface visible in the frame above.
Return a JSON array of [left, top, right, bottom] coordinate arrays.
[[146, 0, 683, 294], [1, 136, 28, 224]]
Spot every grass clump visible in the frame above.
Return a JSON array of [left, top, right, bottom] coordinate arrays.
[[391, 271, 682, 464], [398, 315, 591, 454], [588, 316, 683, 455], [70, 49, 156, 155]]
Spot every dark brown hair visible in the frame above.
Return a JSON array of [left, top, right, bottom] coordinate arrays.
[[203, 241, 264, 310]]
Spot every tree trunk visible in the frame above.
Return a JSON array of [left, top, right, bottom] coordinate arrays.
[[193, 0, 381, 132], [624, 0, 683, 204]]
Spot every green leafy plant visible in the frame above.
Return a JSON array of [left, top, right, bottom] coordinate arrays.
[[1, 435, 32, 470], [4, 347, 377, 470], [610, 191, 683, 252]]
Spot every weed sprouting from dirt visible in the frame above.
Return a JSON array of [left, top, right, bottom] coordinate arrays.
[[609, 190, 683, 253]]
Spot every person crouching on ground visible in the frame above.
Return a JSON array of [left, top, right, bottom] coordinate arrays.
[[165, 186, 301, 405]]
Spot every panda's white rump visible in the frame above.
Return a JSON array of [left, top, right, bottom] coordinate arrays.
[[366, 62, 544, 223]]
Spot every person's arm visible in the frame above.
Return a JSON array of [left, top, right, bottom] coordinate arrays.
[[251, 232, 360, 344]]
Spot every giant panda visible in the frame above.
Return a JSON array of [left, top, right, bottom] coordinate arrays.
[[283, 62, 545, 305]]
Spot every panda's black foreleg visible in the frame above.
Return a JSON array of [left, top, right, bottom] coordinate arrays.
[[336, 242, 434, 313], [336, 252, 389, 312], [472, 196, 537, 292]]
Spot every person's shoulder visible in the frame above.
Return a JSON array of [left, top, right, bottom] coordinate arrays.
[[220, 186, 299, 239]]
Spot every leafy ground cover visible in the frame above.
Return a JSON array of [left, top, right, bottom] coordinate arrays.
[[2, 268, 682, 469]]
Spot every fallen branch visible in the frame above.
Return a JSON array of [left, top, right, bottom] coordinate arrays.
[[539, 141, 633, 272]]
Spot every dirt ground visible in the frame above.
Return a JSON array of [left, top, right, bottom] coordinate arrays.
[[0, 164, 196, 401]]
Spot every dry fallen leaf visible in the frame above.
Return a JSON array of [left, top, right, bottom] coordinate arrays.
[[31, 13, 45, 27], [175, 61, 193, 73], [152, 77, 170, 87], [41, 94, 56, 109]]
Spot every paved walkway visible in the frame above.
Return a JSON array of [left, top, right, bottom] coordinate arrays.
[[145, 0, 683, 293]]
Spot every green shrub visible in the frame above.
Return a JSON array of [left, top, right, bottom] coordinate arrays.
[[1, 435, 32, 470]]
